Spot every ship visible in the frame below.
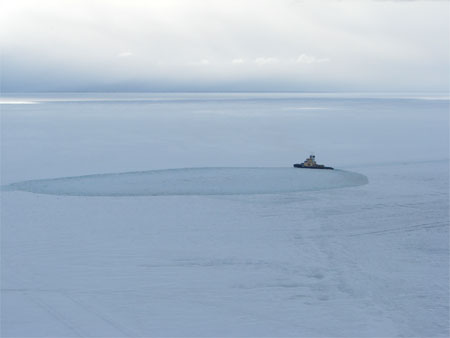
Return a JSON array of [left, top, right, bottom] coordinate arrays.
[[293, 154, 334, 170]]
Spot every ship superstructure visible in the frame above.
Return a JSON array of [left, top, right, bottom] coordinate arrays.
[[293, 155, 334, 170]]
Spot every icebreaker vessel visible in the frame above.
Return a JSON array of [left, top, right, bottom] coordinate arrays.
[[293, 155, 334, 170]]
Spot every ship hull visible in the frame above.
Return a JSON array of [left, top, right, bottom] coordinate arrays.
[[293, 164, 334, 170]]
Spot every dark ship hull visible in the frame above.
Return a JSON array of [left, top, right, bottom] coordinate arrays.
[[293, 164, 334, 170]]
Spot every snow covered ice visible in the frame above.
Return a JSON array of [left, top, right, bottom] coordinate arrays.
[[1, 93, 449, 337]]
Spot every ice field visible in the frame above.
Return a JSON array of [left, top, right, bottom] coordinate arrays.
[[1, 93, 449, 337], [5, 167, 368, 196]]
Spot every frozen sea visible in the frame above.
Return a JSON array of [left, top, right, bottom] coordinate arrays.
[[1, 92, 449, 337]]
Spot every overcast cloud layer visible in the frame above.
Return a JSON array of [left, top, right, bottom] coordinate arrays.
[[1, 0, 449, 92]]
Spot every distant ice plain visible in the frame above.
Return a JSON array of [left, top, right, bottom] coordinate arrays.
[[1, 93, 449, 337]]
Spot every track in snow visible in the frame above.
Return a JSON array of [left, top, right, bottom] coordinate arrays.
[[5, 167, 368, 196]]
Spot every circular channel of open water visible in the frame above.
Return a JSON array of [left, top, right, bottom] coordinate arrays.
[[5, 167, 368, 196]]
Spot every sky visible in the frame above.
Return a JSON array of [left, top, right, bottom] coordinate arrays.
[[1, 0, 449, 92]]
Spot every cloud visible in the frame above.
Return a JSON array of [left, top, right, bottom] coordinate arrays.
[[254, 57, 279, 66], [1, 0, 448, 92], [117, 51, 133, 58], [296, 54, 330, 64], [189, 59, 210, 66]]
